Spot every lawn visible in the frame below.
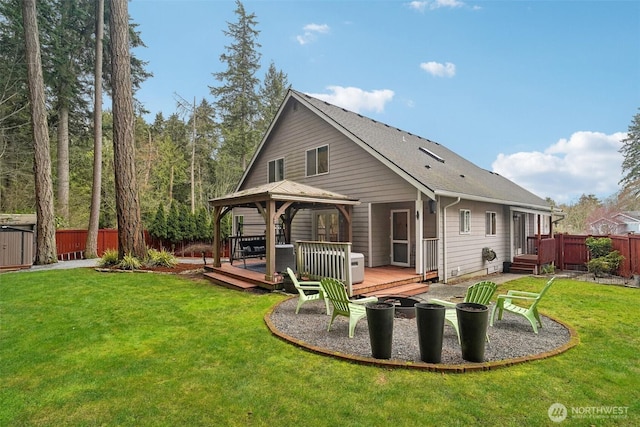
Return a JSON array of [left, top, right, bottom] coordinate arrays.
[[1, 269, 638, 426]]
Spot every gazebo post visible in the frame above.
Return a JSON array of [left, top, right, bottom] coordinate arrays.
[[265, 199, 276, 282], [213, 206, 222, 268]]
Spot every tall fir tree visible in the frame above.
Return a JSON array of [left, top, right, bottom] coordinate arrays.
[[210, 0, 261, 174], [257, 61, 290, 137], [619, 110, 640, 199]]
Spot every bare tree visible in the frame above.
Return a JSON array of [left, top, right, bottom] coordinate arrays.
[[85, 0, 103, 258], [109, 0, 145, 259], [22, 0, 57, 264]]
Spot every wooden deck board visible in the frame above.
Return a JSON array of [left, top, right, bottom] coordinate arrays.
[[204, 260, 430, 295]]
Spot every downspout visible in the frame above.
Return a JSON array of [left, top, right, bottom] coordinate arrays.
[[442, 197, 461, 284]]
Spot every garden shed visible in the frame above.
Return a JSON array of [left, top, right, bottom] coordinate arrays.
[[0, 214, 36, 271]]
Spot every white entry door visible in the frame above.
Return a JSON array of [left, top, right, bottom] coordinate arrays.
[[391, 209, 410, 266]]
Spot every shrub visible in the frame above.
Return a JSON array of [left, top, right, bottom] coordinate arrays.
[[147, 248, 178, 268], [585, 237, 613, 258], [118, 253, 142, 270], [587, 250, 624, 277], [99, 249, 120, 267]]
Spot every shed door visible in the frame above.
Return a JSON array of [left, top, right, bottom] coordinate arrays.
[[391, 210, 410, 267]]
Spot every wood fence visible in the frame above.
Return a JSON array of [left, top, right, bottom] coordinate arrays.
[[55, 229, 228, 260], [554, 233, 640, 277]]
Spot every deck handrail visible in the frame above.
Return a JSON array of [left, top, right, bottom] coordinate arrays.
[[295, 241, 353, 296], [422, 238, 438, 275]]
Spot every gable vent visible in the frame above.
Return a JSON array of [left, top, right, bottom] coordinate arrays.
[[419, 147, 445, 163]]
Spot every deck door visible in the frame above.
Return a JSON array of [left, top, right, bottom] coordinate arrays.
[[390, 209, 410, 266], [513, 212, 526, 255]]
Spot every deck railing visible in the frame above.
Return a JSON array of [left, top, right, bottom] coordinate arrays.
[[422, 238, 439, 275], [295, 241, 353, 296]]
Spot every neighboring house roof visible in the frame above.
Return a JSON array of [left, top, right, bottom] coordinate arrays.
[[612, 211, 640, 223], [210, 179, 359, 208], [241, 89, 551, 212], [589, 212, 640, 230]]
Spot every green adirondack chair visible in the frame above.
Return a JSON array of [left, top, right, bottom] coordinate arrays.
[[430, 280, 497, 344], [320, 277, 378, 338], [490, 277, 556, 333], [287, 268, 330, 315]]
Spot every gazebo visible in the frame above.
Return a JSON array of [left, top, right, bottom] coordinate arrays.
[[209, 180, 360, 282]]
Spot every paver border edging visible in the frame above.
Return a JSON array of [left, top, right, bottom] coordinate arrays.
[[264, 297, 579, 373]]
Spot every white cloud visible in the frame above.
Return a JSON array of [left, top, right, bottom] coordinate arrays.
[[305, 86, 395, 114], [420, 61, 456, 77], [492, 131, 627, 204], [296, 23, 330, 45], [408, 0, 465, 12]]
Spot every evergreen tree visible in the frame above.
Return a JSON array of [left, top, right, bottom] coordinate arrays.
[[166, 201, 181, 245], [22, 0, 58, 264], [620, 109, 640, 198], [210, 0, 261, 172], [194, 206, 211, 241], [257, 61, 290, 137], [110, 0, 146, 259], [149, 203, 167, 241]]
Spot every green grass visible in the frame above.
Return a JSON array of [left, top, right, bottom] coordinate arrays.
[[1, 270, 638, 426]]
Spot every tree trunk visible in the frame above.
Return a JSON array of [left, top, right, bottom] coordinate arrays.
[[56, 106, 69, 224], [190, 97, 196, 213], [22, 0, 57, 265], [85, 0, 104, 259], [109, 0, 146, 259]]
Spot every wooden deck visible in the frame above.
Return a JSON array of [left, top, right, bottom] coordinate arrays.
[[203, 259, 430, 296]]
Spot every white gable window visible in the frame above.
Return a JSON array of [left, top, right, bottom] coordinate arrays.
[[268, 158, 284, 182], [486, 211, 497, 236], [306, 145, 329, 177], [460, 209, 471, 234]]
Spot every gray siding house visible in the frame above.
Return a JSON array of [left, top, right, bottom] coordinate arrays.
[[230, 89, 553, 283]]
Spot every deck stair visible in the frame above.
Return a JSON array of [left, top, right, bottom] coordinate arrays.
[[203, 266, 278, 292], [354, 277, 428, 298], [510, 255, 538, 274]]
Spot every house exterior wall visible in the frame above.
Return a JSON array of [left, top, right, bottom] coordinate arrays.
[[237, 100, 421, 266], [439, 197, 509, 280]]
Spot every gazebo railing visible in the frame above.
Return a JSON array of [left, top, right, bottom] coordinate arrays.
[[295, 241, 353, 296]]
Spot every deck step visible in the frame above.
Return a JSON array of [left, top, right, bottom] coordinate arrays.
[[203, 271, 262, 291], [509, 262, 536, 274], [359, 282, 429, 298]]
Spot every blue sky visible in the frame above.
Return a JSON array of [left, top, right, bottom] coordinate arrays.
[[128, 0, 640, 204]]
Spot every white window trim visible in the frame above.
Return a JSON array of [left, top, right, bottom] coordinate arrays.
[[486, 211, 497, 236], [268, 157, 284, 183], [305, 145, 329, 177], [460, 209, 471, 234]]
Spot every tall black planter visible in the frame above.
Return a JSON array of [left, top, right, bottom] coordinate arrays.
[[366, 302, 395, 359], [456, 302, 489, 362], [415, 303, 445, 363]]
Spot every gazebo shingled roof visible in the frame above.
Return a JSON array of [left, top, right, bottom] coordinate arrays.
[[209, 180, 359, 282]]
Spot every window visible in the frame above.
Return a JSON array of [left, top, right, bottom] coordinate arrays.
[[314, 211, 340, 241], [268, 158, 284, 182], [233, 215, 244, 236], [486, 212, 497, 236], [306, 145, 329, 176], [460, 209, 471, 234]]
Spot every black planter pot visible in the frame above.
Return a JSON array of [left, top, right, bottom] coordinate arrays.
[[415, 303, 445, 363], [366, 302, 395, 359], [456, 302, 489, 362]]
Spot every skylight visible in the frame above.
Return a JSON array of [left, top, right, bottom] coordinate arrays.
[[419, 147, 445, 163]]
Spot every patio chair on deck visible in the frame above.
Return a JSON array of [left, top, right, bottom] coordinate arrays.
[[320, 277, 378, 338], [490, 277, 556, 333], [430, 280, 497, 344], [287, 268, 330, 315]]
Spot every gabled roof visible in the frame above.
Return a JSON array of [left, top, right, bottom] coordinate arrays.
[[241, 89, 551, 212], [210, 179, 359, 208], [612, 211, 640, 223]]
